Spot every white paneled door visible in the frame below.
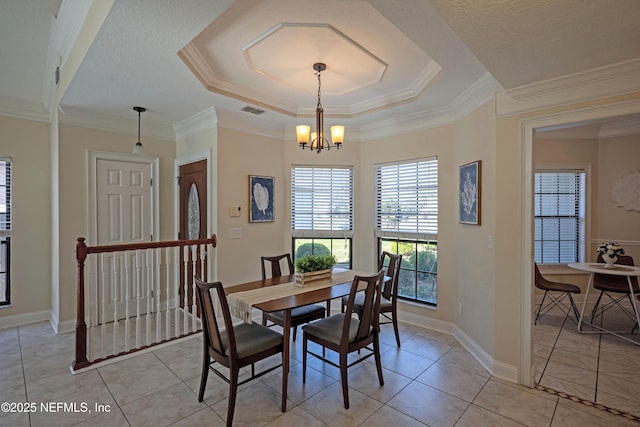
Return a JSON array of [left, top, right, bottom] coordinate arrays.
[[96, 158, 153, 322]]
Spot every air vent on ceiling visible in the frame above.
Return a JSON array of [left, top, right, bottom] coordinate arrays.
[[241, 106, 265, 115]]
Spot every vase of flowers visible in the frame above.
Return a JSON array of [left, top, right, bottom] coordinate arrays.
[[597, 242, 625, 268]]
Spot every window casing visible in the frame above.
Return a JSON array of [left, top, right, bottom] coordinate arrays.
[[291, 166, 353, 267], [1, 158, 11, 306], [534, 169, 586, 264], [375, 158, 438, 305]]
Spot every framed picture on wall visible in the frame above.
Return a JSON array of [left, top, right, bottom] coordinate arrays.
[[249, 175, 274, 222], [459, 160, 481, 225]]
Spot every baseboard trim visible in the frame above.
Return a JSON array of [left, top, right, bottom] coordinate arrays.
[[0, 310, 51, 330], [397, 310, 519, 384]]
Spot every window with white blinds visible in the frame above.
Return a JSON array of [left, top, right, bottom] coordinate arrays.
[[291, 166, 353, 237], [375, 158, 438, 239], [534, 170, 586, 264]]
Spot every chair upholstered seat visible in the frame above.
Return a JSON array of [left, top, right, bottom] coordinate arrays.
[[347, 293, 392, 310], [302, 313, 363, 345], [265, 305, 327, 323], [221, 323, 284, 359]]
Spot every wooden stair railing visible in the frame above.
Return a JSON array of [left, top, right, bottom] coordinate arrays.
[[73, 235, 217, 372]]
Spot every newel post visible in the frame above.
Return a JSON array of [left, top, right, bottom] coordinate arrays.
[[72, 237, 90, 371]]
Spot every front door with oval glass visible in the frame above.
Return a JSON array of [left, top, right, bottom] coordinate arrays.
[[179, 160, 207, 310]]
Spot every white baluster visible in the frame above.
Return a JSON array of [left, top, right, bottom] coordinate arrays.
[[113, 254, 120, 356], [100, 254, 107, 360], [154, 248, 161, 343], [135, 250, 141, 349], [124, 252, 130, 352], [165, 247, 171, 341]]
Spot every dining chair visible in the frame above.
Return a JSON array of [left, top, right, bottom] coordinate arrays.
[[534, 262, 581, 324], [302, 269, 385, 409], [341, 252, 403, 346], [590, 254, 639, 331], [260, 253, 326, 341], [194, 277, 287, 427]]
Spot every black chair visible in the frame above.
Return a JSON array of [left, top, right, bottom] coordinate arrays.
[[341, 251, 403, 346], [194, 277, 287, 427], [590, 254, 639, 331], [534, 263, 581, 324], [302, 269, 385, 409], [260, 254, 326, 341]]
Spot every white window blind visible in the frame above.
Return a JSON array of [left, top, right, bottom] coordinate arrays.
[[534, 170, 585, 264], [0, 158, 10, 232], [375, 158, 438, 239], [291, 166, 353, 237]]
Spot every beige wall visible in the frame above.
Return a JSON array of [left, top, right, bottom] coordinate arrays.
[[597, 134, 640, 261], [454, 100, 497, 353], [56, 124, 176, 324], [215, 127, 287, 285], [0, 116, 52, 319]]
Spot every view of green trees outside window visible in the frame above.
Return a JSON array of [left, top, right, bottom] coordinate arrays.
[[380, 238, 437, 305], [293, 238, 351, 270]]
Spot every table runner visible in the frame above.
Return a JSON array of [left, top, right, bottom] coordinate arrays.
[[227, 269, 360, 322]]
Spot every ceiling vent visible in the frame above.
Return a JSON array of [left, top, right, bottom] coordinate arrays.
[[241, 106, 265, 115]]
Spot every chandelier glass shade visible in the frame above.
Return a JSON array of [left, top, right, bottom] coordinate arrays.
[[296, 63, 344, 153]]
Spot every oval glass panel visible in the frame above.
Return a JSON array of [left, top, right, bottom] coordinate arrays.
[[187, 183, 200, 240]]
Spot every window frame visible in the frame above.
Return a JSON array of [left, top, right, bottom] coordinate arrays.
[[533, 164, 589, 265], [291, 165, 354, 267], [374, 157, 438, 305]]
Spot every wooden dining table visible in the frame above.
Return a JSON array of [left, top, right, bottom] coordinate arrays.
[[224, 269, 384, 411]]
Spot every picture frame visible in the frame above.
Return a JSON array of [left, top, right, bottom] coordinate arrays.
[[249, 175, 274, 222], [459, 160, 481, 225]]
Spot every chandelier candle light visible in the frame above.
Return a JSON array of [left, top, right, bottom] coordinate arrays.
[[296, 63, 344, 153]]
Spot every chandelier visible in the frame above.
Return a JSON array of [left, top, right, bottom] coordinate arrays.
[[296, 63, 344, 153]]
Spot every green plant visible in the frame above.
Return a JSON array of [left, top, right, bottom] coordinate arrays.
[[295, 242, 330, 259], [294, 254, 336, 273]]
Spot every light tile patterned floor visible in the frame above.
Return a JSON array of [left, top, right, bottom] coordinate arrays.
[[1, 311, 639, 426], [534, 302, 640, 423]]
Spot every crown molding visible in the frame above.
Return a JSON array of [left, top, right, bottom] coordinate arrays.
[[58, 107, 175, 140], [359, 73, 496, 141], [599, 117, 640, 138], [0, 96, 50, 122], [496, 58, 640, 117], [173, 106, 218, 140]]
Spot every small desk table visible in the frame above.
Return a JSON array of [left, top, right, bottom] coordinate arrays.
[[225, 269, 381, 411], [568, 262, 640, 345]]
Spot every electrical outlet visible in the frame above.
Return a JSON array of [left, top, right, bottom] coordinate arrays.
[[229, 228, 242, 239]]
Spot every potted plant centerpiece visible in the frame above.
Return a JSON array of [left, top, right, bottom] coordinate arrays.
[[294, 254, 336, 287]]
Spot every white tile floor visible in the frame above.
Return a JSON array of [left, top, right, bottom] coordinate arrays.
[[1, 313, 639, 426], [534, 299, 640, 422]]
